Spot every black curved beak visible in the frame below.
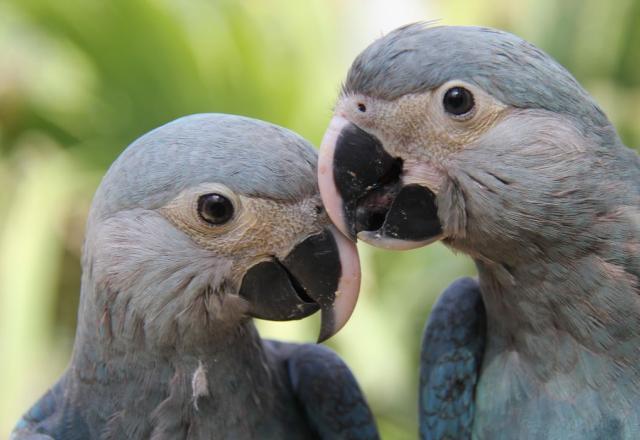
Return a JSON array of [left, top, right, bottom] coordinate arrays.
[[239, 226, 360, 342], [318, 116, 442, 250]]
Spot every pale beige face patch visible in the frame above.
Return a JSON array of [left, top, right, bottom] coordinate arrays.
[[334, 80, 511, 193], [159, 182, 326, 281]]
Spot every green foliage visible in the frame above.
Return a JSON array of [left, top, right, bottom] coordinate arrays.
[[0, 1, 638, 438]]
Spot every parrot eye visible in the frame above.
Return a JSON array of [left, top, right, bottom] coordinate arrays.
[[443, 87, 475, 116], [198, 193, 234, 225]]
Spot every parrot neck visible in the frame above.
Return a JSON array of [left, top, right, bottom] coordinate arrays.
[[71, 315, 272, 381], [68, 296, 283, 436], [475, 254, 640, 384], [73, 272, 268, 356], [472, 251, 640, 436]]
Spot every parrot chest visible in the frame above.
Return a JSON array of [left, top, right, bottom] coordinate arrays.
[[143, 362, 312, 440], [72, 336, 316, 439], [472, 255, 640, 439], [472, 339, 640, 440]]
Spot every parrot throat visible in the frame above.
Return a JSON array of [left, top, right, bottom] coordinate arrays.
[[62, 273, 287, 434], [68, 293, 282, 438], [471, 241, 640, 438], [474, 254, 640, 387]]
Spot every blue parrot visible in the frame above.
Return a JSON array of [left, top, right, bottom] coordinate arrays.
[[12, 114, 378, 440], [317, 24, 640, 439]]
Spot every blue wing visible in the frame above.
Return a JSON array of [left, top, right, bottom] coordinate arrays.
[[11, 373, 90, 440], [271, 342, 379, 440], [419, 277, 486, 440]]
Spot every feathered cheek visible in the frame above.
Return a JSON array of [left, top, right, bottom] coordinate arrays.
[[85, 228, 146, 293], [435, 175, 468, 241]]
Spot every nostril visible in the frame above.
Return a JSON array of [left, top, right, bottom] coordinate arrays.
[[315, 205, 324, 215]]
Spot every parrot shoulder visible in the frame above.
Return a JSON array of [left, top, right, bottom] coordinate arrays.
[[419, 277, 486, 440], [11, 373, 90, 440], [265, 340, 380, 440]]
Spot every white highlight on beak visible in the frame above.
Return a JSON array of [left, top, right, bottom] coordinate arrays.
[[328, 225, 361, 338], [357, 230, 444, 251], [318, 116, 352, 239]]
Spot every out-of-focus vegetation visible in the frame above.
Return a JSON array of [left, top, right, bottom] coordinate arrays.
[[0, 0, 638, 438]]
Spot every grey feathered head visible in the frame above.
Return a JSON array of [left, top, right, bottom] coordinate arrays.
[[81, 114, 360, 351], [343, 24, 610, 135], [318, 24, 636, 264], [91, 113, 318, 220]]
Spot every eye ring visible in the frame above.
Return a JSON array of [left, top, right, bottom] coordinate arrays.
[[443, 86, 475, 117], [197, 193, 234, 225]]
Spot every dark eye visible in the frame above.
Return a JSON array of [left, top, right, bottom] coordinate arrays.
[[198, 193, 234, 225], [357, 103, 367, 112], [443, 86, 475, 116]]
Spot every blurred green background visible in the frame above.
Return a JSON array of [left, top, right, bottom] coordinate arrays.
[[1, 0, 638, 438]]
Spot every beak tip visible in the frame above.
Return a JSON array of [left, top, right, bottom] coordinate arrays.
[[316, 332, 331, 344], [316, 307, 336, 343], [314, 226, 362, 342]]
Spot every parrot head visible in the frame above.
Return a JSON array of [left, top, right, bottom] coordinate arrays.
[[319, 24, 622, 262], [83, 114, 360, 346]]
